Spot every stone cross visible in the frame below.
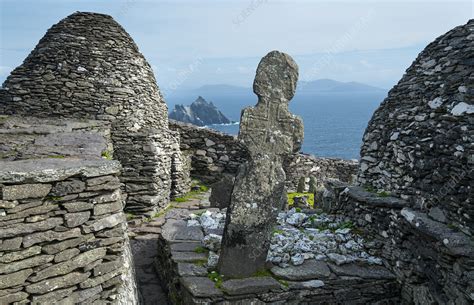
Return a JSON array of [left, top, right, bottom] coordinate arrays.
[[217, 51, 303, 277]]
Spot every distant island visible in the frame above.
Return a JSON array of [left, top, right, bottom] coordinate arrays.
[[183, 79, 386, 97], [169, 96, 232, 126]]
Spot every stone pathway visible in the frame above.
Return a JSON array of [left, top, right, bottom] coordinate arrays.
[[128, 191, 210, 305]]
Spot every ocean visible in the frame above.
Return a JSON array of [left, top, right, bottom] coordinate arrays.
[[166, 91, 388, 160]]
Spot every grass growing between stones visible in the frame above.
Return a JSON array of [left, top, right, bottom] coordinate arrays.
[[252, 268, 272, 277], [208, 271, 223, 288], [364, 185, 391, 197], [151, 204, 174, 219], [192, 258, 208, 267], [191, 179, 209, 192], [101, 150, 113, 160], [287, 192, 315, 207], [47, 155, 66, 159], [172, 183, 210, 203], [194, 246, 208, 254], [272, 229, 284, 235]]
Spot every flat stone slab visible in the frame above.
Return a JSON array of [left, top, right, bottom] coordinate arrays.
[[162, 219, 204, 241], [170, 242, 203, 252], [346, 186, 407, 208], [221, 277, 281, 296], [180, 276, 223, 297], [171, 252, 207, 263], [271, 259, 332, 280], [288, 280, 325, 290], [401, 208, 474, 257], [328, 263, 396, 279], [0, 158, 121, 183], [177, 263, 208, 277], [165, 208, 193, 220]]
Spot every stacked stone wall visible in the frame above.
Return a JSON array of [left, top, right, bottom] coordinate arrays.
[[350, 20, 474, 304], [169, 120, 249, 183], [330, 185, 474, 304], [358, 19, 473, 235], [284, 153, 358, 192], [169, 120, 358, 187], [0, 12, 174, 214], [0, 158, 138, 304]]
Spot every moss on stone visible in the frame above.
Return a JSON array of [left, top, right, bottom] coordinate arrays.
[[252, 268, 272, 277], [194, 246, 208, 254]]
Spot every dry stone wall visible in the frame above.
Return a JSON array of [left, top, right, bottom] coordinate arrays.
[[169, 120, 249, 183], [284, 153, 358, 192], [358, 19, 473, 235], [169, 120, 357, 187], [0, 12, 174, 214], [0, 158, 138, 304], [330, 185, 474, 304], [347, 20, 474, 304]]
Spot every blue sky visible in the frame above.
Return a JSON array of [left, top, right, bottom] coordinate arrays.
[[1, 0, 472, 93]]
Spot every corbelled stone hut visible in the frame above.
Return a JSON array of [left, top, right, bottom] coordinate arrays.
[[359, 19, 473, 234], [0, 12, 183, 213]]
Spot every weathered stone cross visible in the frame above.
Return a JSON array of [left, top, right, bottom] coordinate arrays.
[[217, 51, 303, 277]]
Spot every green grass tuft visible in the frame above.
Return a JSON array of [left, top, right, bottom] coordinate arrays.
[[193, 258, 208, 267], [208, 271, 223, 288], [194, 246, 208, 254], [173, 197, 188, 202], [48, 155, 66, 159], [339, 220, 355, 230], [152, 204, 174, 219], [377, 191, 390, 197], [101, 150, 113, 160], [272, 229, 284, 236]]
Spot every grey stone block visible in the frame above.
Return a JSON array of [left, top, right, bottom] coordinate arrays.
[[180, 276, 224, 297], [271, 260, 332, 280], [2, 183, 52, 200], [221, 277, 281, 296]]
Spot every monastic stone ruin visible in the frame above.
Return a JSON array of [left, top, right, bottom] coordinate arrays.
[[358, 20, 473, 235], [342, 19, 473, 304], [0, 115, 138, 303], [0, 10, 472, 305], [169, 119, 356, 190], [0, 12, 181, 214], [218, 51, 304, 277]]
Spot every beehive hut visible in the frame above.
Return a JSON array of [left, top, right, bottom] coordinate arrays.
[[359, 20, 473, 234], [0, 12, 178, 213]]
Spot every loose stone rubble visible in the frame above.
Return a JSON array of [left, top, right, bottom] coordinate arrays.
[[0, 10, 471, 305], [218, 51, 304, 277], [186, 208, 383, 268], [155, 194, 400, 304]]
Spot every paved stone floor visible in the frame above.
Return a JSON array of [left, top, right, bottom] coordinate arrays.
[[128, 192, 210, 305]]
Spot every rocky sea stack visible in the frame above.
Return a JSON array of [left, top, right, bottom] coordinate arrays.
[[169, 96, 231, 126]]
